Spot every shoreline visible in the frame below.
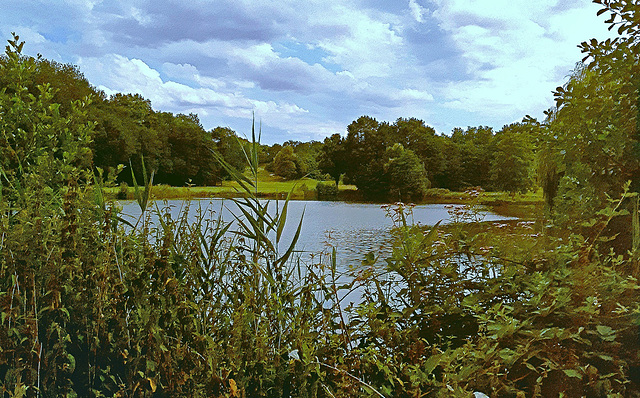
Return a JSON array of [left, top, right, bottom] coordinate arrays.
[[106, 184, 543, 220]]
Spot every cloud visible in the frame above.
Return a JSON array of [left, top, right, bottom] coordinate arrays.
[[409, 0, 428, 23], [429, 0, 614, 121], [396, 88, 434, 102], [77, 55, 308, 120], [0, 0, 617, 141], [316, 9, 405, 79]]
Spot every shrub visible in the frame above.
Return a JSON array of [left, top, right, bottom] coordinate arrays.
[[316, 181, 338, 199], [116, 181, 129, 199]]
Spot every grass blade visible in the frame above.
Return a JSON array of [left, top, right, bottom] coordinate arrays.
[[276, 206, 304, 266]]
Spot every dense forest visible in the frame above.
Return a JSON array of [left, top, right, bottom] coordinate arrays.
[[1, 0, 640, 396]]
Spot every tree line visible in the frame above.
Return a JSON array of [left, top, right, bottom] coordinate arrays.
[[0, 54, 248, 187], [313, 117, 540, 200], [2, 4, 639, 220], [0, 43, 540, 202]]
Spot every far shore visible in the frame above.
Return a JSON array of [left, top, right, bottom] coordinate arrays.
[[103, 179, 543, 220]]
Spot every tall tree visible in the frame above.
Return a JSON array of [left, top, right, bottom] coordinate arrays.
[[344, 116, 389, 199], [318, 133, 347, 186], [490, 122, 536, 193], [451, 126, 495, 188], [538, 0, 639, 224], [433, 137, 464, 190], [389, 118, 444, 185], [273, 145, 305, 180], [384, 144, 430, 201], [211, 126, 247, 179]]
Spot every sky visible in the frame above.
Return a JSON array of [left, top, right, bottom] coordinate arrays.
[[1, 0, 614, 144]]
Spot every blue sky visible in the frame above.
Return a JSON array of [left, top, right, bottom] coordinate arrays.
[[2, 0, 613, 144]]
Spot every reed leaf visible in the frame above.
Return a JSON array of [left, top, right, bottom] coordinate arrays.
[[130, 155, 154, 214], [275, 207, 304, 267], [276, 192, 292, 243], [209, 149, 254, 195]]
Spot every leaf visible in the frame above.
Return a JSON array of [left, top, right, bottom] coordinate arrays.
[[276, 191, 292, 243], [362, 251, 376, 266], [276, 207, 305, 266], [596, 325, 614, 336], [148, 378, 157, 393], [67, 353, 76, 373], [563, 369, 582, 379], [596, 325, 616, 342], [420, 220, 441, 247], [229, 379, 239, 397], [129, 155, 154, 214], [424, 354, 442, 374], [210, 149, 254, 194]]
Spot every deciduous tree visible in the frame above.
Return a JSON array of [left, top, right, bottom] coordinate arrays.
[[384, 143, 430, 201]]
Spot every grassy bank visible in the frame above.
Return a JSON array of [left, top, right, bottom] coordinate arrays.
[[106, 167, 357, 200], [106, 167, 544, 216]]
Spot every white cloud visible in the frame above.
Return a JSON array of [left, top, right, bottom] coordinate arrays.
[[315, 7, 405, 79], [430, 0, 614, 120], [232, 43, 278, 67], [396, 88, 434, 102], [409, 0, 427, 23], [77, 54, 308, 121]]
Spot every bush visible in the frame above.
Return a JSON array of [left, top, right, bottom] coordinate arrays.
[[316, 181, 338, 199], [337, 201, 640, 397], [116, 182, 129, 199]]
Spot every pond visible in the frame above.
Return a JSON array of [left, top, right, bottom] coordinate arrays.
[[118, 199, 515, 267]]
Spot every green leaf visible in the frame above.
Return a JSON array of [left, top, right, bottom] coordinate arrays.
[[276, 191, 292, 243], [596, 325, 614, 336], [424, 354, 442, 374], [563, 369, 582, 379], [362, 252, 376, 266], [276, 207, 305, 266], [67, 353, 76, 373], [596, 325, 616, 341]]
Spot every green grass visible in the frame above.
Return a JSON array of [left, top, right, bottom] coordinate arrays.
[[423, 187, 543, 204], [106, 167, 357, 200], [105, 167, 544, 211]]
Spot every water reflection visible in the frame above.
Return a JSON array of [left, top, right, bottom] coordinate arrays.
[[118, 199, 515, 267]]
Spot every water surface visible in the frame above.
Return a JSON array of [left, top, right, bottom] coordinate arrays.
[[119, 199, 514, 266]]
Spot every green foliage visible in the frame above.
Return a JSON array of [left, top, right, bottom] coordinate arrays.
[[316, 181, 338, 199], [273, 145, 307, 180], [384, 144, 430, 201], [344, 116, 389, 199], [388, 118, 443, 181], [210, 126, 248, 181], [337, 200, 640, 396], [542, 63, 638, 224], [490, 122, 536, 193], [541, 0, 640, 222], [318, 133, 347, 186], [0, 33, 93, 205], [337, 115, 536, 198]]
